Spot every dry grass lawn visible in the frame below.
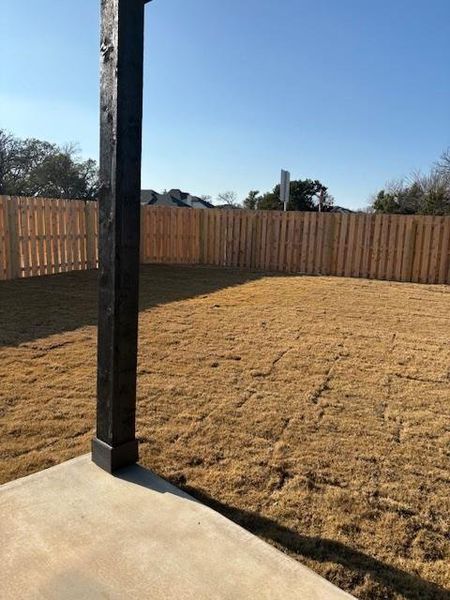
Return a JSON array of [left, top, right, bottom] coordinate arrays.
[[1, 266, 449, 599]]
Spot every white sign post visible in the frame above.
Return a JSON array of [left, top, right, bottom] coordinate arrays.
[[280, 169, 290, 212]]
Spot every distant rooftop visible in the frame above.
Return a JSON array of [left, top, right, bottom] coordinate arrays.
[[329, 206, 354, 214], [141, 189, 214, 209]]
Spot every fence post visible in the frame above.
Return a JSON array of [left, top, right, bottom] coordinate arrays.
[[199, 209, 206, 264], [402, 219, 417, 282], [6, 197, 20, 280], [324, 214, 336, 275], [140, 205, 146, 264], [85, 201, 97, 269]]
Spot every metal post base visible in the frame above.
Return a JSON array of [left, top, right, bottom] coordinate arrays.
[[92, 438, 139, 473]]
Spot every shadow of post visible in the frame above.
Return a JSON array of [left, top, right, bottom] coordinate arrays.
[[181, 486, 450, 600], [0, 265, 267, 347], [114, 464, 449, 600]]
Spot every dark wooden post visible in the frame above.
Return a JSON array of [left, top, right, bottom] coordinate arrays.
[[92, 0, 152, 473]]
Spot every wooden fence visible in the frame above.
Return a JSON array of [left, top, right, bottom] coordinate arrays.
[[0, 196, 98, 280], [141, 206, 450, 284], [1, 196, 449, 284]]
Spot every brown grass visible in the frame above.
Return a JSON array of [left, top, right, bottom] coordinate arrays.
[[1, 266, 449, 599]]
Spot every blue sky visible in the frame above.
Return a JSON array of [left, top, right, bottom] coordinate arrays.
[[1, 0, 450, 209]]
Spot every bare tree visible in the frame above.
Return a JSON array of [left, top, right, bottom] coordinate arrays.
[[217, 191, 240, 207], [436, 148, 450, 184], [372, 157, 450, 215]]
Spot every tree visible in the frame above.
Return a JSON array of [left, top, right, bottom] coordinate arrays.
[[243, 190, 259, 210], [372, 190, 400, 214], [217, 191, 240, 207], [255, 179, 333, 212], [371, 161, 450, 216], [278, 179, 332, 212], [257, 191, 282, 211], [436, 148, 450, 180], [0, 129, 99, 199], [0, 130, 22, 195]]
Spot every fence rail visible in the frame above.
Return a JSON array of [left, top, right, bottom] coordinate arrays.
[[1, 196, 449, 284]]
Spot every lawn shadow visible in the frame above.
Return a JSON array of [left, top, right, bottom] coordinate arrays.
[[0, 265, 268, 347], [115, 463, 449, 600], [182, 484, 449, 600]]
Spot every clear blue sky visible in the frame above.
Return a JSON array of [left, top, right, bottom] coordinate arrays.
[[1, 0, 450, 209]]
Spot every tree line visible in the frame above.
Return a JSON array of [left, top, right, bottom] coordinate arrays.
[[213, 180, 334, 212], [241, 180, 334, 212], [370, 149, 450, 216], [1, 129, 449, 215], [0, 130, 99, 200], [220, 150, 450, 216]]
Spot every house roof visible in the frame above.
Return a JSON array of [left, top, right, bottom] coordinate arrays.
[[141, 189, 214, 209], [141, 190, 191, 208], [167, 189, 214, 209], [329, 206, 354, 214], [191, 197, 214, 209], [215, 204, 242, 210]]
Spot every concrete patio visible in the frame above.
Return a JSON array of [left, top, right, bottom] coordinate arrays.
[[1, 455, 354, 599]]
